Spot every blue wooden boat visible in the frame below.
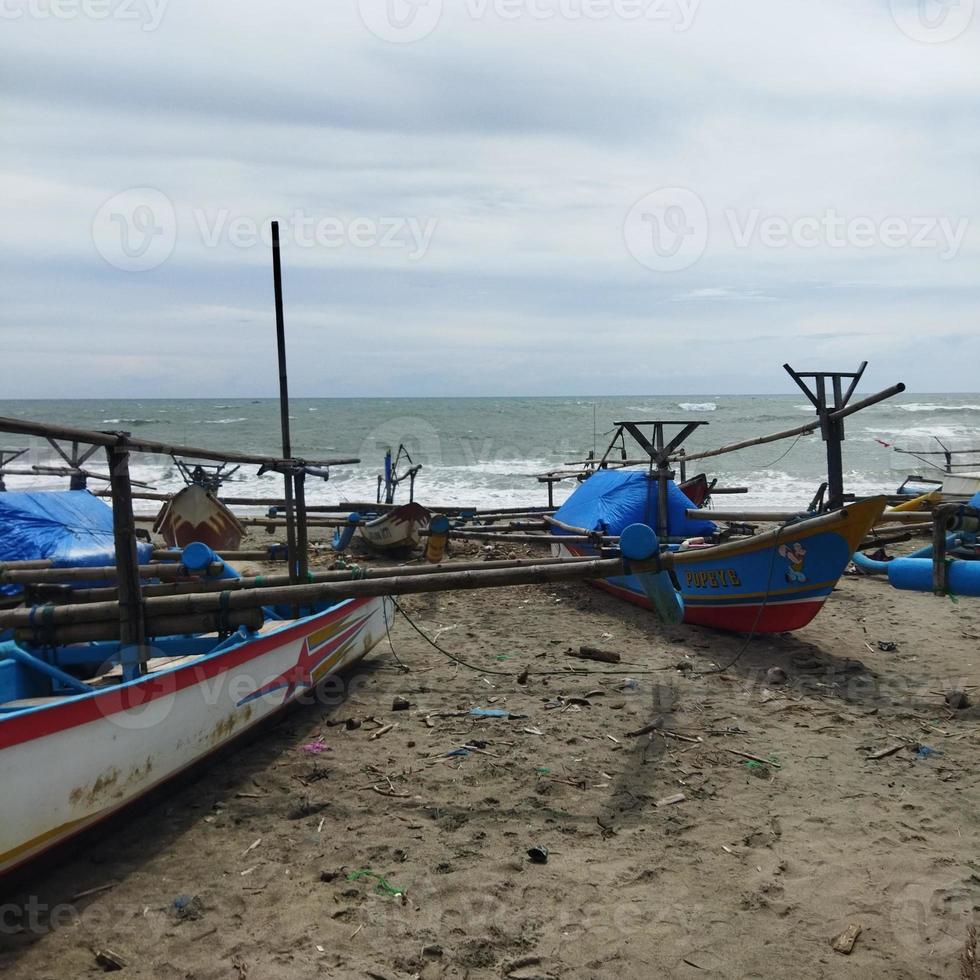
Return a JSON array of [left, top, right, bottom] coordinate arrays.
[[552, 470, 886, 632]]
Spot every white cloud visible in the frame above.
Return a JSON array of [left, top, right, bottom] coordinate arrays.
[[1, 0, 978, 395]]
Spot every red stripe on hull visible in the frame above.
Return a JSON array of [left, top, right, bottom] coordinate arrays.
[[682, 599, 825, 632], [591, 578, 824, 633], [0, 597, 379, 750]]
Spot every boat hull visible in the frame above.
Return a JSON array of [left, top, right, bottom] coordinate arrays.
[[0, 596, 390, 876], [357, 502, 431, 552], [939, 472, 980, 496], [557, 498, 884, 633], [153, 485, 246, 552]]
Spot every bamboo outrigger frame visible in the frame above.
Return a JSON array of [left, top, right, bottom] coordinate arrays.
[[0, 412, 359, 675], [0, 503, 870, 647], [887, 437, 980, 473], [535, 366, 906, 526]]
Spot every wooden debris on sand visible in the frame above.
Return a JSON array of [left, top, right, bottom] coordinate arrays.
[[831, 923, 862, 955], [568, 645, 622, 664]]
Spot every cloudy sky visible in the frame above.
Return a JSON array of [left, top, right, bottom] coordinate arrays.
[[1, 0, 978, 397]]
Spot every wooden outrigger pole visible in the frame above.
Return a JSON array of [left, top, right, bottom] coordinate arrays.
[[0, 504, 877, 645], [0, 417, 355, 470], [669, 377, 905, 468], [15, 555, 605, 604]]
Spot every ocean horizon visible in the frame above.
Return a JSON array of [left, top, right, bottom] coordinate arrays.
[[2, 393, 977, 512]]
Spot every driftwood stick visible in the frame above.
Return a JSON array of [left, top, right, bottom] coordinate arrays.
[[626, 718, 665, 738], [569, 646, 621, 664], [725, 748, 780, 767]]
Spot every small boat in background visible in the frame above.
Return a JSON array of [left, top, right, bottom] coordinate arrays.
[[153, 460, 245, 552], [879, 436, 980, 499], [358, 501, 432, 552], [678, 472, 714, 508], [897, 473, 980, 498], [333, 446, 430, 554], [377, 445, 422, 507]]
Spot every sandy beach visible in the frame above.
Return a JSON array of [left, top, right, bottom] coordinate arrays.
[[0, 528, 977, 980]]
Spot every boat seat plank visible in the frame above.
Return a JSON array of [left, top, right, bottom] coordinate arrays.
[[1, 696, 72, 709], [100, 654, 205, 679]]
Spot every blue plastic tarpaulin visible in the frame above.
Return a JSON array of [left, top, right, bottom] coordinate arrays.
[[552, 470, 717, 540], [0, 491, 153, 595]]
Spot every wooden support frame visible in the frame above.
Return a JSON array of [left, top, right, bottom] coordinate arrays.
[[47, 438, 102, 490], [0, 448, 28, 492], [613, 420, 708, 537], [0, 417, 358, 471], [784, 362, 867, 512]]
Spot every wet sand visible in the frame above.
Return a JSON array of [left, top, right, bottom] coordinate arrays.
[[1, 535, 978, 979]]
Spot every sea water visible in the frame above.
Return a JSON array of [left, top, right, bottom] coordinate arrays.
[[0, 394, 977, 512]]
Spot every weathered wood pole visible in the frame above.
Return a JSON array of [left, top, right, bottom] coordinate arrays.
[[1, 561, 226, 585], [293, 468, 310, 581], [18, 608, 265, 646], [106, 444, 147, 677], [38, 554, 604, 604], [271, 220, 299, 583]]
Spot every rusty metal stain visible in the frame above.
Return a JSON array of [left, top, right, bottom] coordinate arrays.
[[121, 756, 154, 790], [69, 766, 121, 807], [205, 705, 252, 747]]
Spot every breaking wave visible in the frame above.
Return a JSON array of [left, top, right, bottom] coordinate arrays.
[[677, 402, 717, 412], [896, 403, 980, 413]]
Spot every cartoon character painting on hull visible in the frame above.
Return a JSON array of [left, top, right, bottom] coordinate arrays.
[[779, 542, 807, 583]]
